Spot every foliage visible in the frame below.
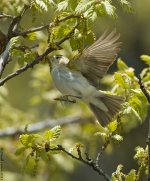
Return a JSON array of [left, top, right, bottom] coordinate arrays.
[[0, 0, 150, 181]]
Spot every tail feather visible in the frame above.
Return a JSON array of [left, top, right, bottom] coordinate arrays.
[[89, 93, 124, 126]]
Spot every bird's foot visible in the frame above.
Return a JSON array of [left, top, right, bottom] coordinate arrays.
[[54, 95, 81, 103]]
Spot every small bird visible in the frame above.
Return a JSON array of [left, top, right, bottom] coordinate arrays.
[[49, 30, 124, 126]]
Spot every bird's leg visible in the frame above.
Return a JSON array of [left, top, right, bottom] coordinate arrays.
[[54, 94, 81, 103]]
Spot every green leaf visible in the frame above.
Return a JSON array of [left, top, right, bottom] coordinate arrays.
[[57, 1, 68, 12], [125, 169, 136, 181], [129, 89, 148, 121], [15, 147, 26, 155], [101, 0, 116, 16], [107, 120, 118, 132], [10, 37, 20, 49], [20, 134, 40, 147], [44, 125, 61, 141], [69, 143, 84, 153], [114, 72, 131, 89], [112, 164, 124, 180], [95, 132, 107, 138], [118, 0, 133, 13], [75, 0, 95, 14], [140, 55, 150, 66], [112, 134, 123, 142], [117, 58, 128, 70], [34, 0, 48, 12], [26, 32, 37, 41]]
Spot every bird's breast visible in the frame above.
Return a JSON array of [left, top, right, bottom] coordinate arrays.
[[51, 66, 75, 95], [51, 66, 97, 99]]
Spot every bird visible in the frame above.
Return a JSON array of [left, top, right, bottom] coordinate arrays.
[[48, 30, 124, 126]]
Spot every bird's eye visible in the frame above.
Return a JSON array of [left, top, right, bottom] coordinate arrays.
[[55, 55, 62, 60]]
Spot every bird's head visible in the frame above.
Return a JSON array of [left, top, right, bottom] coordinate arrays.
[[49, 55, 69, 67]]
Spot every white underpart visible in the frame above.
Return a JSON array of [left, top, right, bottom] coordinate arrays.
[[51, 64, 108, 112]]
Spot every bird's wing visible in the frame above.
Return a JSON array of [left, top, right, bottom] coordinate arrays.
[[74, 29, 121, 87]]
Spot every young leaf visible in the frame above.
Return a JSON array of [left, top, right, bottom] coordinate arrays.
[[75, 0, 95, 14], [117, 58, 129, 71], [114, 72, 131, 89], [101, 0, 116, 17], [118, 0, 133, 13], [107, 120, 118, 132], [34, 0, 48, 12], [57, 1, 68, 12], [15, 147, 26, 155], [112, 134, 123, 142], [20, 134, 40, 147], [95, 132, 107, 138], [44, 125, 61, 141], [140, 55, 150, 66], [125, 169, 136, 181]]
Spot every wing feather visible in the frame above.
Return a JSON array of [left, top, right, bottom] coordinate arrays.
[[75, 29, 121, 87]]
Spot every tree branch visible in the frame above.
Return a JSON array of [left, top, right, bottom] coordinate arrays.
[[138, 75, 150, 104], [147, 106, 150, 181], [0, 13, 14, 19], [0, 5, 30, 78], [50, 145, 111, 181], [0, 114, 93, 138], [138, 75, 150, 180], [7, 4, 30, 39], [0, 41, 11, 78], [16, 14, 79, 37], [0, 23, 78, 86]]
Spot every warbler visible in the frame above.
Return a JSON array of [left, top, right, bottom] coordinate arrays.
[[49, 30, 124, 126]]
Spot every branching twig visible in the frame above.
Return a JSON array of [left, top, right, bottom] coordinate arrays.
[[139, 75, 150, 180], [95, 139, 110, 166], [16, 14, 79, 37], [0, 5, 30, 78], [139, 75, 150, 104], [0, 114, 94, 138], [0, 22, 78, 86], [0, 13, 14, 19], [0, 41, 11, 78], [147, 108, 150, 181], [7, 4, 30, 39], [50, 145, 111, 181]]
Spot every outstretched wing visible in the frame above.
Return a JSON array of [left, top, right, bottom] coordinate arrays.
[[75, 29, 121, 87]]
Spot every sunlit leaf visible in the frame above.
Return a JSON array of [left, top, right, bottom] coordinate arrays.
[[140, 55, 150, 66], [15, 147, 26, 155], [125, 169, 136, 181], [107, 120, 118, 132], [112, 134, 123, 142], [117, 58, 128, 71], [44, 125, 61, 141], [101, 0, 116, 16]]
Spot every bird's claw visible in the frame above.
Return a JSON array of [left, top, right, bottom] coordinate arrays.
[[54, 95, 77, 103]]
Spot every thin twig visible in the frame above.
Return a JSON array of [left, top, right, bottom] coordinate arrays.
[[95, 139, 110, 166], [0, 23, 78, 86], [16, 14, 79, 37], [50, 145, 111, 181], [0, 114, 94, 138], [0, 13, 14, 19], [138, 75, 150, 104], [7, 4, 30, 39], [0, 41, 11, 78], [0, 5, 30, 78], [139, 75, 150, 180], [147, 106, 150, 181]]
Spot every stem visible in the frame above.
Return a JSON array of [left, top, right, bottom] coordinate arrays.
[[51, 145, 112, 181], [147, 106, 150, 181]]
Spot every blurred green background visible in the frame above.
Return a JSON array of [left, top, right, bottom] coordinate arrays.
[[0, 0, 150, 180]]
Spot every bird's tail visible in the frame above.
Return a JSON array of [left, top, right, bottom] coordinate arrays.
[[88, 92, 124, 126]]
